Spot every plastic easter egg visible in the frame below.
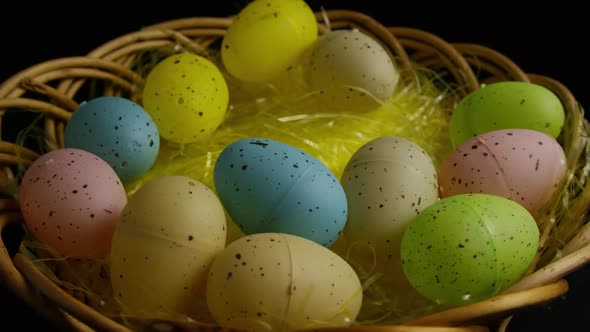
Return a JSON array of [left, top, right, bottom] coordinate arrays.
[[339, 136, 438, 307], [307, 29, 399, 112], [213, 138, 347, 247], [110, 176, 226, 320], [19, 148, 127, 258], [438, 129, 566, 217], [449, 81, 565, 147], [221, 0, 318, 82], [206, 233, 362, 331], [142, 53, 229, 144], [341, 136, 438, 247], [64, 96, 160, 183], [401, 194, 539, 305], [342, 136, 438, 250]]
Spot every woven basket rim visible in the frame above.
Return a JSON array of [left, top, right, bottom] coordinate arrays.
[[1, 8, 589, 332]]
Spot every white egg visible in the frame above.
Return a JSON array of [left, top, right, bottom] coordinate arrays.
[[342, 136, 438, 249], [307, 29, 399, 112], [110, 176, 226, 321], [206, 233, 362, 331], [338, 136, 439, 310]]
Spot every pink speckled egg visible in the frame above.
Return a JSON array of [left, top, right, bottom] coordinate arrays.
[[19, 148, 127, 258], [438, 129, 566, 217]]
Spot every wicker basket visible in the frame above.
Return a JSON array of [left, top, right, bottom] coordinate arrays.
[[1, 8, 589, 332]]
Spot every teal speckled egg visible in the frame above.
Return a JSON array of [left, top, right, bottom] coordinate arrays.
[[214, 138, 347, 247], [400, 193, 539, 305]]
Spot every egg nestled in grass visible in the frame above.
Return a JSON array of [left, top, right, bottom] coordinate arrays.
[[449, 81, 565, 147], [19, 148, 127, 258], [401, 193, 539, 305], [110, 176, 227, 320], [206, 233, 362, 331], [142, 53, 229, 145], [64, 96, 160, 183], [214, 137, 347, 247], [221, 0, 318, 82], [438, 128, 567, 217], [306, 29, 399, 112]]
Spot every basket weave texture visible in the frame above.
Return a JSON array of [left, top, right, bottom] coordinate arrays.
[[0, 9, 589, 332]]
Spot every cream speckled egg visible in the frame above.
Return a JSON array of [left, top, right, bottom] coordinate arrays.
[[110, 176, 226, 320], [339, 136, 438, 307], [341, 136, 438, 250], [307, 29, 399, 112], [206, 233, 362, 331]]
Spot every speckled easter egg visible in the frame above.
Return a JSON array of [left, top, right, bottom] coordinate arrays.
[[64, 96, 160, 183], [401, 194, 539, 305], [338, 136, 438, 305], [449, 81, 565, 147], [438, 129, 567, 217], [19, 148, 127, 258], [307, 29, 399, 112], [110, 176, 226, 320], [213, 138, 347, 247], [341, 136, 438, 250], [206, 233, 362, 331], [142, 53, 229, 144], [221, 0, 318, 82]]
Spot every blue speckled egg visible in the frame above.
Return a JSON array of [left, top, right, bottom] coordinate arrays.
[[64, 96, 160, 183], [213, 138, 347, 247]]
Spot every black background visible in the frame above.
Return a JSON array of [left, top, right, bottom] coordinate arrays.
[[1, 1, 588, 331]]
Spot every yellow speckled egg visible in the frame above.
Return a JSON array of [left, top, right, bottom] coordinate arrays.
[[142, 53, 229, 145], [206, 233, 362, 331], [110, 176, 226, 321]]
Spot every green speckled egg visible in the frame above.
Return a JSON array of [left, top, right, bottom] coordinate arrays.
[[400, 193, 539, 305], [449, 81, 564, 147]]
